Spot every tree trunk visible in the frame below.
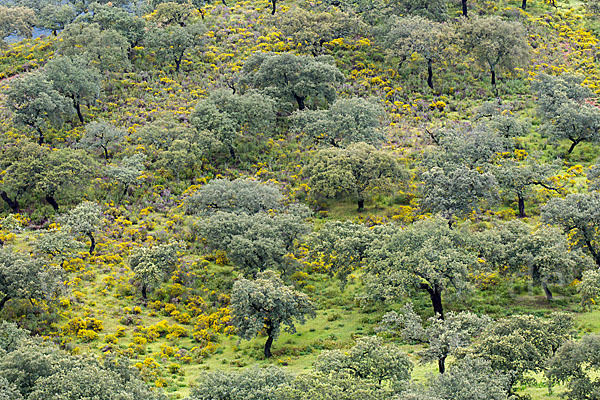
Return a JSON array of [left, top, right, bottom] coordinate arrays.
[[491, 69, 496, 86], [438, 355, 446, 374], [0, 191, 19, 213], [75, 102, 84, 124], [228, 144, 236, 160], [141, 284, 147, 300], [271, 0, 276, 14], [293, 93, 305, 110], [264, 325, 274, 358], [521, 0, 527, 9], [462, 0, 468, 17], [102, 145, 110, 160], [45, 195, 59, 211], [357, 197, 365, 212], [427, 285, 444, 319], [0, 295, 10, 311], [567, 139, 580, 154], [175, 53, 183, 73], [427, 58, 434, 90], [221, 0, 227, 5], [87, 232, 96, 255], [517, 193, 526, 218], [542, 282, 553, 301], [37, 126, 44, 145]]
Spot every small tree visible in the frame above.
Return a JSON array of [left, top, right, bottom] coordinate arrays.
[[305, 142, 403, 211], [424, 357, 510, 400], [542, 192, 600, 267], [421, 165, 498, 224], [0, 247, 63, 312], [378, 304, 491, 373], [240, 52, 344, 111], [58, 23, 131, 73], [105, 153, 146, 203], [6, 72, 73, 145], [147, 23, 205, 73], [36, 3, 77, 36], [547, 335, 600, 400], [130, 243, 179, 299], [34, 229, 85, 268], [386, 0, 448, 21], [59, 201, 102, 255], [79, 121, 126, 160], [184, 178, 283, 215], [290, 97, 385, 147], [382, 16, 450, 90], [0, 6, 35, 42], [276, 7, 367, 56], [579, 269, 600, 310], [462, 16, 530, 89], [231, 270, 315, 358], [44, 56, 101, 124], [314, 336, 412, 390], [366, 217, 476, 318], [188, 367, 291, 400], [306, 220, 376, 287], [494, 151, 562, 218], [468, 313, 574, 392], [195, 211, 309, 276]]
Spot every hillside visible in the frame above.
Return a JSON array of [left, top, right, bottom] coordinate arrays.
[[2, 0, 600, 399]]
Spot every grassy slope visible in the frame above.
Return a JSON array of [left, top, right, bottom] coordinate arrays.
[[2, 0, 600, 398]]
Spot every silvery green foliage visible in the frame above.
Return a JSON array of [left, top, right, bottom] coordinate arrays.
[[208, 89, 277, 136], [474, 101, 528, 138], [0, 323, 165, 400], [34, 229, 85, 261], [380, 15, 450, 89], [305, 142, 404, 210], [106, 153, 146, 189], [82, 3, 146, 48], [240, 52, 344, 112], [468, 313, 574, 388], [274, 372, 393, 400], [547, 334, 600, 400], [305, 220, 378, 286], [275, 7, 368, 56], [0, 247, 63, 311], [314, 336, 412, 391], [589, 161, 600, 191], [533, 73, 600, 153], [533, 73, 592, 118], [79, 120, 126, 160], [424, 356, 510, 400], [6, 72, 73, 143], [421, 166, 498, 222], [365, 217, 476, 317], [147, 23, 206, 72], [579, 269, 600, 310], [290, 97, 385, 148], [194, 210, 309, 276], [44, 55, 101, 123], [130, 242, 180, 298], [58, 22, 131, 73], [460, 16, 530, 85], [378, 304, 490, 373], [187, 367, 291, 400], [59, 201, 102, 238], [385, 0, 447, 21], [542, 192, 600, 267], [0, 376, 22, 400], [476, 220, 592, 299], [58, 200, 102, 254], [184, 178, 284, 215], [0, 321, 28, 353], [231, 270, 315, 357], [493, 152, 561, 217], [421, 125, 508, 221]]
